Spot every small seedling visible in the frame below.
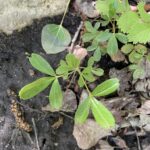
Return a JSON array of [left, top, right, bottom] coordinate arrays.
[[82, 0, 128, 61], [121, 44, 150, 79], [19, 53, 119, 128]]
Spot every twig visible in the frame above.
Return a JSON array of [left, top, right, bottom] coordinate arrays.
[[129, 120, 142, 150], [69, 21, 84, 52], [59, 111, 73, 120], [32, 118, 40, 150]]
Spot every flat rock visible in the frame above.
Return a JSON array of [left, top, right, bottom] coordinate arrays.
[[0, 0, 68, 34]]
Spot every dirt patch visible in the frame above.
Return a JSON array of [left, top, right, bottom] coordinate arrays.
[[0, 13, 82, 150]]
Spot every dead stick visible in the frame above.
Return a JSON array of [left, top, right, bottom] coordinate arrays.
[[69, 21, 83, 52], [32, 118, 40, 150]]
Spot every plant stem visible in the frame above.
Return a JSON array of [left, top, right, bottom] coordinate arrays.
[[77, 69, 92, 96], [60, 0, 71, 26], [111, 21, 116, 33]]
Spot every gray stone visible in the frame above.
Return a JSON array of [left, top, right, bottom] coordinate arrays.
[[0, 0, 68, 34]]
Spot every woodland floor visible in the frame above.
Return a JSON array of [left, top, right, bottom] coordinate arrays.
[[0, 2, 150, 150]]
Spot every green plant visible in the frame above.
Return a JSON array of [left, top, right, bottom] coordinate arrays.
[[118, 1, 150, 44], [82, 0, 129, 60], [121, 44, 150, 79], [41, 0, 71, 54], [19, 53, 119, 128]]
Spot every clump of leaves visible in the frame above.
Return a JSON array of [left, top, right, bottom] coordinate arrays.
[[118, 2, 150, 44], [19, 53, 119, 128], [121, 44, 150, 79], [82, 0, 128, 60]]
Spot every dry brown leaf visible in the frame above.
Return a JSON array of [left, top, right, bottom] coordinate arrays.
[[110, 51, 126, 62], [51, 117, 63, 129], [139, 100, 150, 115], [96, 140, 114, 150], [73, 119, 111, 150]]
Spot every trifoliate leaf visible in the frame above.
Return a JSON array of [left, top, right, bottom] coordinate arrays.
[[129, 51, 143, 63], [49, 79, 63, 109], [41, 24, 71, 54], [92, 78, 119, 97], [121, 44, 134, 54], [117, 11, 139, 33], [107, 34, 118, 56], [129, 64, 138, 70], [29, 53, 55, 76], [19, 77, 54, 100], [134, 44, 147, 55], [133, 68, 145, 79], [75, 98, 90, 124], [91, 97, 115, 128]]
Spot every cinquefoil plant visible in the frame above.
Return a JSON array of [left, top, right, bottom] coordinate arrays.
[[19, 53, 119, 128]]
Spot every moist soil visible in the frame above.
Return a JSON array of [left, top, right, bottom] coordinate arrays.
[[0, 13, 82, 150], [0, 7, 150, 150]]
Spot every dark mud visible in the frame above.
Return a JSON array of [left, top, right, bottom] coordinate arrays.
[[0, 12, 82, 150]]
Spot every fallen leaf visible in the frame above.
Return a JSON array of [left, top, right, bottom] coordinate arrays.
[[112, 136, 128, 149], [110, 51, 126, 62], [109, 68, 132, 96], [73, 119, 111, 149], [139, 100, 150, 115], [96, 140, 113, 150], [51, 117, 63, 129]]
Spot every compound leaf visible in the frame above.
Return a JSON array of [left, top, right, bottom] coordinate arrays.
[[91, 97, 115, 128], [92, 78, 119, 97], [41, 24, 71, 54], [29, 53, 55, 76], [19, 77, 54, 100]]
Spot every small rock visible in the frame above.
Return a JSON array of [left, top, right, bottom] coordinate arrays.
[[73, 119, 111, 149], [74, 0, 99, 18], [0, 0, 69, 34]]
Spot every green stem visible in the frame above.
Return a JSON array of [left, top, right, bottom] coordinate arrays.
[[77, 69, 92, 97], [60, 0, 71, 26]]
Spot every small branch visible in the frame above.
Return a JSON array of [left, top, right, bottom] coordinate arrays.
[[69, 21, 84, 52], [32, 118, 40, 150]]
